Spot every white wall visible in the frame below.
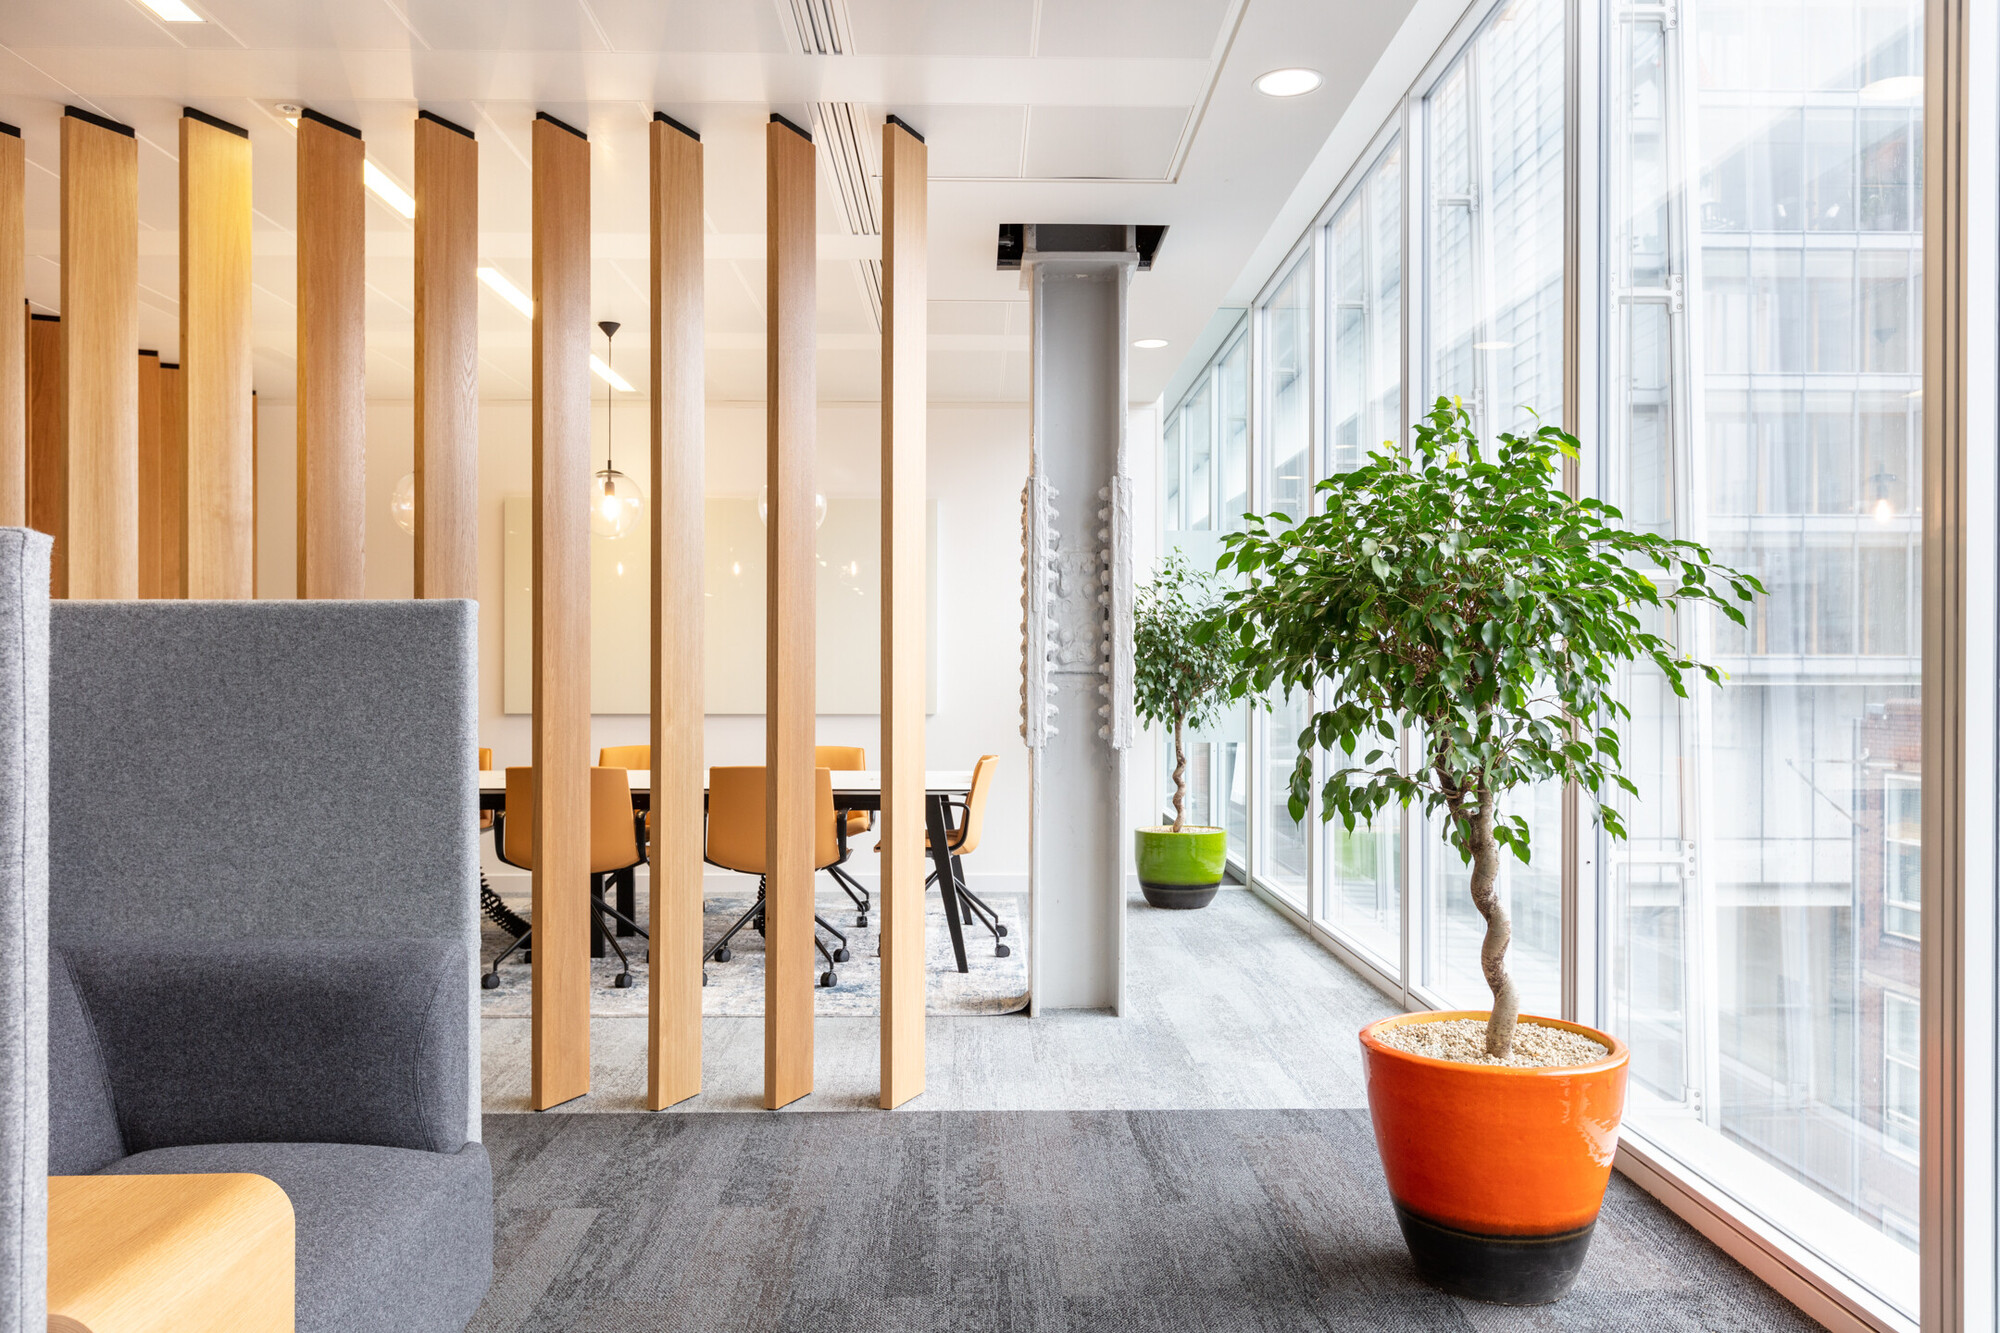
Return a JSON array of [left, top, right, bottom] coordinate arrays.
[[255, 398, 1034, 897]]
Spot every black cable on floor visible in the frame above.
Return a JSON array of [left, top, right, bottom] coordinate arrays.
[[481, 875, 531, 939]]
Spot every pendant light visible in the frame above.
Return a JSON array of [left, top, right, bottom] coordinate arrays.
[[591, 319, 645, 540]]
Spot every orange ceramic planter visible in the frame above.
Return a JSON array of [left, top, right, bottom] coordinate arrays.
[[1359, 1010, 1630, 1304]]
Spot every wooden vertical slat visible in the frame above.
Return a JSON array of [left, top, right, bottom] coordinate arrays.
[[181, 109, 254, 600], [879, 116, 927, 1109], [157, 363, 188, 597], [0, 125, 22, 529], [25, 314, 63, 596], [414, 111, 479, 601], [60, 107, 138, 599], [295, 109, 365, 600], [530, 112, 591, 1111], [648, 112, 704, 1111], [251, 389, 258, 597], [765, 114, 816, 1111], [136, 351, 161, 597]]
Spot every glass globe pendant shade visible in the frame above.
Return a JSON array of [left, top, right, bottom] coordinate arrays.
[[390, 472, 417, 535], [757, 484, 828, 529], [591, 467, 646, 540]]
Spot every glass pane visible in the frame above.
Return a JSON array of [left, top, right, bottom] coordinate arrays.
[[1184, 380, 1213, 533], [1218, 335, 1250, 531], [1257, 693, 1310, 906], [1262, 259, 1313, 523], [1605, 0, 1924, 1310], [1318, 138, 1405, 966], [1418, 0, 1565, 1010]]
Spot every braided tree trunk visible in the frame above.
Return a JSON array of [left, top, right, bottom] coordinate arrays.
[[1468, 789, 1520, 1058], [1170, 715, 1187, 834]]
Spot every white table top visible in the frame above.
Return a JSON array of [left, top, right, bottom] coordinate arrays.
[[478, 768, 974, 796]]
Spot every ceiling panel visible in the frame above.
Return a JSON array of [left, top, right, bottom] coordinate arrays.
[[844, 0, 1035, 57], [397, 0, 610, 54], [0, 0, 184, 49], [587, 0, 789, 54], [901, 104, 1023, 179], [1035, 0, 1235, 59], [1023, 105, 1187, 180], [194, 0, 419, 51]]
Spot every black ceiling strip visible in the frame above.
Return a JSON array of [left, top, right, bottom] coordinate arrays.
[[653, 111, 700, 143], [160, 362, 179, 370], [299, 107, 361, 139], [885, 114, 926, 144], [139, 349, 159, 358], [28, 313, 57, 323], [535, 111, 586, 141], [182, 107, 248, 139], [769, 112, 812, 144], [0, 122, 19, 140], [63, 106, 135, 139], [418, 109, 474, 140]]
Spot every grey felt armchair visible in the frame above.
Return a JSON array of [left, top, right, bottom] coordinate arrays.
[[44, 599, 491, 1333]]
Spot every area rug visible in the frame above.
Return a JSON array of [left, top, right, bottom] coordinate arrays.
[[467, 1108, 1822, 1333], [479, 887, 1028, 1018]]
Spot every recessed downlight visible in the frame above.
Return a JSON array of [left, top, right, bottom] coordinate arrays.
[[1859, 75, 1923, 104], [477, 267, 535, 318], [137, 0, 205, 21], [1255, 68, 1323, 98], [1133, 338, 1169, 350]]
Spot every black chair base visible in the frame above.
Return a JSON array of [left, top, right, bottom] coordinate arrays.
[[704, 877, 848, 988]]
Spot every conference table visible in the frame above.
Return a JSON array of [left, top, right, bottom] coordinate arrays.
[[479, 768, 979, 973]]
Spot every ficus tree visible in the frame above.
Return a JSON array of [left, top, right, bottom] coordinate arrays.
[[1207, 398, 1761, 1057], [1134, 551, 1243, 834]]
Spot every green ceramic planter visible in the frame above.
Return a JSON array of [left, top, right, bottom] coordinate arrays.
[[1135, 826, 1229, 910]]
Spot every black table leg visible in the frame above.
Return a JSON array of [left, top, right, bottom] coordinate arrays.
[[589, 873, 607, 959], [616, 867, 636, 936], [926, 793, 969, 973]]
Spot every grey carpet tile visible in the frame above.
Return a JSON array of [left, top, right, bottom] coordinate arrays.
[[468, 1108, 1825, 1333]]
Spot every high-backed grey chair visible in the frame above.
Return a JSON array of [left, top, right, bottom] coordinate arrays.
[[45, 601, 489, 1333], [0, 530, 49, 1333]]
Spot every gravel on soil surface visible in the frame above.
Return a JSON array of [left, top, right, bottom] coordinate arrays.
[[1374, 1017, 1610, 1068]]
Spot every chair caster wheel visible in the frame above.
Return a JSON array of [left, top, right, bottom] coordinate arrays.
[[820, 970, 838, 988], [613, 973, 634, 989], [832, 947, 850, 963], [856, 914, 869, 928], [996, 925, 1009, 937], [714, 946, 732, 962], [481, 972, 501, 990], [995, 944, 1011, 958]]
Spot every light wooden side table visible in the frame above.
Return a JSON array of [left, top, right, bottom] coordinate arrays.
[[48, 1173, 295, 1333]]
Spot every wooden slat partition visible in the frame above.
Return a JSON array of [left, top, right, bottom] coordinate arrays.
[[414, 111, 479, 600], [0, 125, 22, 528], [765, 114, 817, 1110], [879, 116, 927, 1109], [60, 107, 139, 599], [157, 363, 188, 596], [295, 109, 366, 599], [25, 314, 63, 595], [181, 108, 254, 599], [136, 351, 161, 596], [647, 113, 704, 1110], [530, 112, 592, 1111]]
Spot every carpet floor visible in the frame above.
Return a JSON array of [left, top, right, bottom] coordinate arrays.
[[480, 887, 1029, 1018], [467, 1108, 1824, 1332]]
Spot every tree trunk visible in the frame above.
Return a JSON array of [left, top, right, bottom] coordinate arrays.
[[1170, 715, 1187, 834], [1467, 788, 1520, 1058]]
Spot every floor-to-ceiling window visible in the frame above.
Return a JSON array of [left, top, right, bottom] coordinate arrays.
[[1317, 137, 1405, 967], [1158, 323, 1251, 860], [1599, 0, 1924, 1313], [1255, 260, 1315, 907], [1419, 0, 1567, 1015]]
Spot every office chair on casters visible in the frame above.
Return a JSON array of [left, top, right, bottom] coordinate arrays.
[[484, 766, 650, 990], [704, 766, 851, 989], [477, 747, 532, 943], [884, 754, 1009, 956], [815, 745, 873, 926], [598, 745, 652, 937]]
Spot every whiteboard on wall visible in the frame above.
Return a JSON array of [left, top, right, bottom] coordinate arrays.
[[503, 495, 939, 716]]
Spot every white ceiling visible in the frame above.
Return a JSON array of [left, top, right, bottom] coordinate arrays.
[[0, 0, 1414, 404]]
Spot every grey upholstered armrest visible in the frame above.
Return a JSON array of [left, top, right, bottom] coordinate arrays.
[[56, 938, 470, 1156]]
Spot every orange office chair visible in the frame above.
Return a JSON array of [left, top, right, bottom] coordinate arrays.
[[815, 745, 873, 926], [484, 766, 651, 991], [880, 754, 1009, 957], [703, 766, 850, 989], [595, 746, 652, 943], [476, 748, 533, 945]]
